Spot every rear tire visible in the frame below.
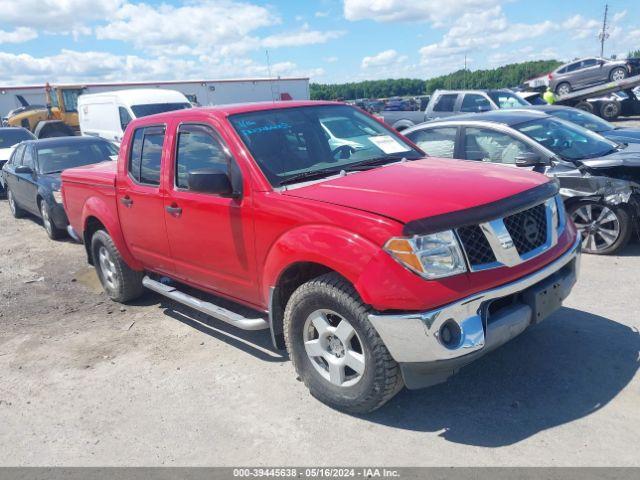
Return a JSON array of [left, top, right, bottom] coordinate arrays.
[[284, 273, 403, 413], [7, 189, 25, 218], [568, 201, 632, 255], [91, 230, 144, 302], [599, 100, 620, 121], [575, 101, 594, 113], [39, 200, 65, 240], [556, 82, 571, 96], [610, 67, 627, 82]]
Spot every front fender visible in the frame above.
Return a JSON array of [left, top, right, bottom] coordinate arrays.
[[81, 195, 142, 270], [261, 224, 382, 305]]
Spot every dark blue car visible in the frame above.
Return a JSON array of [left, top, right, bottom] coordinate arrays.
[[516, 105, 640, 144], [2, 136, 117, 239]]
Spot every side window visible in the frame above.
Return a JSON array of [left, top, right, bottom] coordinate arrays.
[[175, 125, 229, 190], [464, 127, 534, 165], [22, 146, 35, 169], [460, 94, 491, 113], [10, 145, 25, 165], [581, 59, 597, 68], [566, 62, 581, 73], [433, 94, 458, 112], [119, 107, 132, 132], [128, 126, 165, 186], [406, 127, 457, 158]]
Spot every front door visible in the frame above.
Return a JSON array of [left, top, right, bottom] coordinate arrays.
[[15, 144, 39, 214], [117, 125, 174, 274], [163, 123, 258, 304]]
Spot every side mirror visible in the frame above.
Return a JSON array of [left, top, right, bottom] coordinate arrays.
[[515, 152, 547, 167], [15, 165, 33, 175], [187, 168, 236, 197]]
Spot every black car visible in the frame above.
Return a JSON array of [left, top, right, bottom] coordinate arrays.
[[2, 136, 117, 239], [0, 127, 36, 196], [404, 110, 640, 255], [513, 105, 640, 144]]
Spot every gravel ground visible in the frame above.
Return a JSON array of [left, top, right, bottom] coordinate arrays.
[[0, 191, 639, 466]]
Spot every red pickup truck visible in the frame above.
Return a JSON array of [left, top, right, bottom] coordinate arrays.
[[61, 101, 581, 413]]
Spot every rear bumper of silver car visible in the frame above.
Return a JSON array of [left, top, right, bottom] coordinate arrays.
[[368, 234, 581, 388]]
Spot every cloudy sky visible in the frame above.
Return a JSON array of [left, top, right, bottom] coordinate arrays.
[[0, 0, 637, 85]]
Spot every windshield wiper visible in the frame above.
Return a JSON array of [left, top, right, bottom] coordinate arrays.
[[279, 168, 344, 186], [342, 155, 410, 172]]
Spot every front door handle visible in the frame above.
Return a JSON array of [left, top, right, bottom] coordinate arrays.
[[120, 196, 133, 207], [165, 204, 182, 216]]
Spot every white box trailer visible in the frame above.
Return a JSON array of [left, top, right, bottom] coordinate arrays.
[[0, 77, 310, 118]]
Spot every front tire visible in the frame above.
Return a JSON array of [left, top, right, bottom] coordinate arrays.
[[569, 201, 632, 255], [284, 273, 403, 413], [39, 200, 65, 240], [599, 100, 620, 121], [610, 67, 627, 82], [7, 189, 25, 218], [91, 230, 144, 302]]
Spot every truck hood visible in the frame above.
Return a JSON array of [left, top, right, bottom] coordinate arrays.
[[579, 143, 640, 169], [61, 160, 117, 187], [282, 158, 550, 224]]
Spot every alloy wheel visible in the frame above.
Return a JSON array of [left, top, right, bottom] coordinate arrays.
[[611, 68, 626, 81], [571, 204, 621, 253], [557, 84, 571, 96], [302, 309, 366, 387], [40, 203, 53, 236], [98, 246, 119, 291], [8, 190, 16, 215]]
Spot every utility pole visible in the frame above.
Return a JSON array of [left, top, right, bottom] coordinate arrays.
[[464, 54, 467, 89], [598, 4, 609, 58]]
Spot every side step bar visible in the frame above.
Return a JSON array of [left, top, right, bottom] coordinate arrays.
[[142, 276, 269, 331]]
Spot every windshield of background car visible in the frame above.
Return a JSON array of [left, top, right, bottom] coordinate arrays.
[[131, 102, 191, 118], [549, 109, 613, 133], [37, 140, 118, 174], [229, 105, 423, 186], [515, 117, 618, 161], [487, 92, 529, 108], [0, 129, 34, 148]]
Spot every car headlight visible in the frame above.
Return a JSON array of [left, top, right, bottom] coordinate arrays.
[[384, 230, 467, 279], [52, 189, 63, 204]]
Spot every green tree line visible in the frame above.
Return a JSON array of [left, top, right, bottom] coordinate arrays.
[[310, 60, 563, 100]]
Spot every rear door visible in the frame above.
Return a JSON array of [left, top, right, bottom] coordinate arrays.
[[117, 125, 174, 274], [429, 94, 459, 119], [461, 126, 538, 166], [163, 122, 258, 304], [404, 126, 460, 158], [576, 58, 602, 86]]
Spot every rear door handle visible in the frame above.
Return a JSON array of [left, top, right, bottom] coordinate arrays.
[[165, 204, 182, 216], [120, 196, 133, 207]]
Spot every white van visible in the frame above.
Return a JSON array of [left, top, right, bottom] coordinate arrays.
[[78, 89, 192, 143]]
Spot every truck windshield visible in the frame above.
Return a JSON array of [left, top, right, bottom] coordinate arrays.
[[515, 117, 618, 161], [229, 105, 422, 186], [37, 140, 118, 174], [131, 103, 191, 118], [487, 91, 529, 108], [0, 129, 35, 148]]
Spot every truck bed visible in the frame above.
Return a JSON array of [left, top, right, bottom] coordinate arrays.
[[61, 160, 118, 236]]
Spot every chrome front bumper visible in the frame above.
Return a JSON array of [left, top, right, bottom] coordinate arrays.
[[368, 234, 581, 364]]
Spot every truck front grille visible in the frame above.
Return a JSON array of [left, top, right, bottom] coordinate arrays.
[[455, 196, 563, 271], [504, 203, 548, 255], [457, 225, 497, 265]]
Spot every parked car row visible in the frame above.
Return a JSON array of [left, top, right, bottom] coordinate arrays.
[[2, 101, 581, 413], [402, 107, 640, 255]]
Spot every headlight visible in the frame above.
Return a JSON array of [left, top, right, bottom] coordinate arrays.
[[384, 230, 467, 279], [52, 189, 63, 204]]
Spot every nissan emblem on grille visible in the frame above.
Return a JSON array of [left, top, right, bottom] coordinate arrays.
[[523, 216, 540, 244]]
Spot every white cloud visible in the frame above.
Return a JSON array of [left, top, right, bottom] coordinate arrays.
[[0, 27, 38, 44], [613, 10, 627, 22], [0, 50, 322, 85], [344, 0, 501, 24], [0, 0, 123, 31], [361, 49, 407, 69], [324, 56, 339, 63], [315, 11, 330, 18], [262, 25, 345, 48]]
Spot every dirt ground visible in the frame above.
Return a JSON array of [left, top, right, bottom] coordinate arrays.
[[0, 183, 639, 466]]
